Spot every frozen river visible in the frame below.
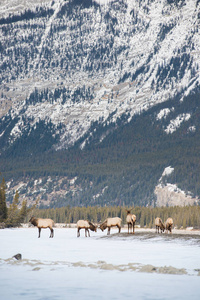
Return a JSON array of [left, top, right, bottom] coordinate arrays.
[[0, 227, 200, 299]]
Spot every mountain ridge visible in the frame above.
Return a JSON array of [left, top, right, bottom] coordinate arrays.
[[0, 0, 200, 207]]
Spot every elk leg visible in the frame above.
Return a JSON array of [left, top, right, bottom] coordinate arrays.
[[88, 229, 90, 237], [85, 229, 87, 237], [77, 228, 80, 237], [38, 228, 41, 238], [107, 227, 110, 235], [133, 223, 135, 234], [117, 225, 121, 233], [50, 228, 54, 238]]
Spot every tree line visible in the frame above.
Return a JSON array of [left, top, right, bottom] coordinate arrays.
[[0, 177, 37, 227], [27, 204, 200, 229], [1, 176, 200, 229]]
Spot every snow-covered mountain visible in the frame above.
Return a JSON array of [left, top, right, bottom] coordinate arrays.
[[0, 0, 200, 207], [0, 0, 199, 150]]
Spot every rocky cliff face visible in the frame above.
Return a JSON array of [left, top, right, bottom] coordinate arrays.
[[0, 0, 199, 151], [155, 184, 199, 207], [155, 166, 199, 207]]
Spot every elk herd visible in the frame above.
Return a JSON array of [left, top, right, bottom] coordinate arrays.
[[29, 209, 174, 238]]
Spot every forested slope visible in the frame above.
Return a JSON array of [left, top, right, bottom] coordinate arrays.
[[1, 88, 200, 207]]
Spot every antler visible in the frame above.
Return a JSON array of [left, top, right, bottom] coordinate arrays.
[[126, 207, 134, 213]]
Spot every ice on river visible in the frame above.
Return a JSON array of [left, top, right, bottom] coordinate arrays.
[[0, 227, 200, 300]]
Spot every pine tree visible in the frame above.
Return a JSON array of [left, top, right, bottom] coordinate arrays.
[[18, 199, 28, 223], [6, 190, 20, 227], [140, 210, 145, 227], [0, 177, 7, 222]]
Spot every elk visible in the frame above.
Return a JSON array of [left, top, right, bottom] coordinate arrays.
[[99, 217, 122, 235], [165, 217, 173, 233], [77, 220, 97, 237], [29, 216, 54, 238], [155, 217, 165, 233], [126, 209, 136, 234]]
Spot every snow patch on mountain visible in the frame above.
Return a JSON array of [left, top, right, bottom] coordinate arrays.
[[165, 113, 191, 134], [156, 107, 174, 120], [188, 125, 196, 133], [160, 166, 174, 180], [94, 0, 115, 5]]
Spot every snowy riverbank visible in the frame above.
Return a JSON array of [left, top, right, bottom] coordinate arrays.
[[0, 227, 200, 299]]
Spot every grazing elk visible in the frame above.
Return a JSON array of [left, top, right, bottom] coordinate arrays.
[[99, 217, 122, 235], [126, 209, 136, 234], [165, 217, 173, 233], [155, 217, 165, 233], [77, 220, 97, 237], [29, 216, 54, 238]]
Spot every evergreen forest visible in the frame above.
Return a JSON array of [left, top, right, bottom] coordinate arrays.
[[0, 176, 37, 227], [1, 88, 200, 207], [1, 176, 200, 229]]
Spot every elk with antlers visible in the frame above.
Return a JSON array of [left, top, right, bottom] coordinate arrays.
[[126, 209, 136, 234]]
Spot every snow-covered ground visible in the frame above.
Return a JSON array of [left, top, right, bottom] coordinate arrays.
[[0, 227, 200, 299]]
